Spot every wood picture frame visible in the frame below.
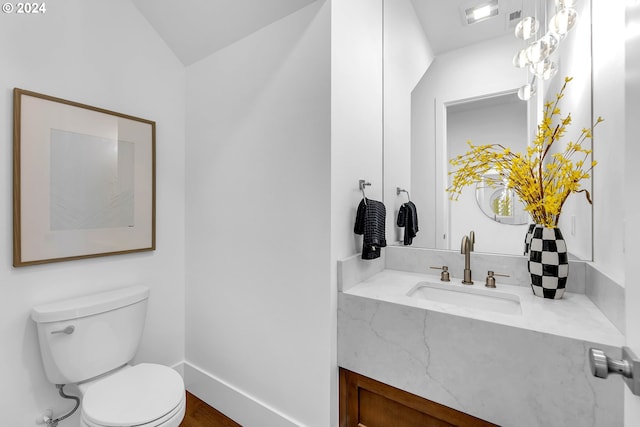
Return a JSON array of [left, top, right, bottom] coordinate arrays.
[[13, 88, 156, 266]]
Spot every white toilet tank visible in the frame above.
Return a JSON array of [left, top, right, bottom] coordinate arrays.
[[31, 285, 150, 385]]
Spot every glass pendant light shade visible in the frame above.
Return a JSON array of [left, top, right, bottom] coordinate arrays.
[[529, 58, 558, 80], [513, 48, 530, 68], [517, 83, 536, 101], [555, 0, 576, 8], [513, 0, 575, 99], [549, 8, 578, 36], [515, 16, 539, 40], [526, 32, 560, 63], [529, 58, 549, 76]]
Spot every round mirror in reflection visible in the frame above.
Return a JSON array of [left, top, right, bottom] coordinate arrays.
[[475, 175, 530, 225]]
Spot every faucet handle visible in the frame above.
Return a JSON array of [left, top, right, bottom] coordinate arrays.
[[469, 231, 475, 251], [485, 271, 509, 288], [430, 266, 450, 282]]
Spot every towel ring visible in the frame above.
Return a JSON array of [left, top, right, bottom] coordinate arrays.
[[396, 187, 411, 201]]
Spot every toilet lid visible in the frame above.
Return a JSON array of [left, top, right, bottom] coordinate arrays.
[[82, 363, 184, 427]]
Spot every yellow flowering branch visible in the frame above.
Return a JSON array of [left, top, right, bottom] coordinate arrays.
[[447, 77, 604, 228]]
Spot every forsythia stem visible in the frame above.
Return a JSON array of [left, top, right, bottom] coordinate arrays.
[[447, 77, 603, 227]]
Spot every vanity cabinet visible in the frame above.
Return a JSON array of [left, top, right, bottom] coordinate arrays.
[[339, 368, 497, 427]]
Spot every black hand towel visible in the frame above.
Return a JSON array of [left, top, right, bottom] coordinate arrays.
[[354, 198, 387, 259], [397, 201, 419, 245]]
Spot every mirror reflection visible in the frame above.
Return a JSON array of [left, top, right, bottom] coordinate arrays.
[[475, 179, 529, 225], [383, 0, 593, 259], [447, 92, 529, 227]]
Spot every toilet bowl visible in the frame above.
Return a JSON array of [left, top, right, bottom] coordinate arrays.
[[79, 364, 186, 427], [31, 286, 186, 427]]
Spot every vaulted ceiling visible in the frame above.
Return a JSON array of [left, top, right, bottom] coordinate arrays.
[[132, 0, 317, 65], [131, 0, 524, 66]]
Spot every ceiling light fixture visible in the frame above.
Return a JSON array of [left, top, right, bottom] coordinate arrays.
[[465, 0, 499, 25], [473, 5, 492, 20], [514, 0, 579, 100]]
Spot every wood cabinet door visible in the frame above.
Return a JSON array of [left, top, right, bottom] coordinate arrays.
[[339, 368, 498, 427]]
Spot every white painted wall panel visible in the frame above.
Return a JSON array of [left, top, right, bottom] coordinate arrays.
[[185, 2, 331, 425]]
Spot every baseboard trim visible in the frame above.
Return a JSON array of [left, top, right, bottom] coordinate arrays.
[[183, 361, 302, 427], [170, 361, 185, 377]]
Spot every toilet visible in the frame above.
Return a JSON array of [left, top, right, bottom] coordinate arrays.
[[31, 285, 186, 427]]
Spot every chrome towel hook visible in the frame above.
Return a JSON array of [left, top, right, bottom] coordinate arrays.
[[359, 180, 371, 204], [396, 187, 411, 201]]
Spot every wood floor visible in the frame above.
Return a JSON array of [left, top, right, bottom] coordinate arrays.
[[180, 391, 242, 427]]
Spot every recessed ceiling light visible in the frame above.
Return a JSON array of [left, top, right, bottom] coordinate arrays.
[[465, 0, 499, 25], [473, 5, 492, 20]]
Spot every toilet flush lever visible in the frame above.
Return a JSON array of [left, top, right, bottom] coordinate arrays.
[[589, 347, 640, 396], [51, 325, 75, 335]]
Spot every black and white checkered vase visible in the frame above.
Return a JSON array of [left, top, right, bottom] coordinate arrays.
[[527, 225, 569, 299], [523, 224, 536, 256]]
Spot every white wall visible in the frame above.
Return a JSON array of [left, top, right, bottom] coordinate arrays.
[[331, 0, 383, 262], [329, 2, 384, 424], [591, 0, 626, 283], [0, 0, 186, 425], [185, 2, 332, 425], [383, 0, 434, 243], [411, 35, 525, 250]]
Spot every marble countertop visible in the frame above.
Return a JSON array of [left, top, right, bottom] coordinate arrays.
[[342, 268, 624, 347]]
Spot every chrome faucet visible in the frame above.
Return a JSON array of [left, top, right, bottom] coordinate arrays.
[[461, 231, 475, 284]]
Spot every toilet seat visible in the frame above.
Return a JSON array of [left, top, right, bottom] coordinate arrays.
[[80, 363, 185, 427], [81, 397, 185, 427]]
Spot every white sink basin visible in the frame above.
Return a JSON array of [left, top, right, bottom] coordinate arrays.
[[407, 281, 522, 315]]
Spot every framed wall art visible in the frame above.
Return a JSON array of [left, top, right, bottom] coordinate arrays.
[[13, 88, 156, 266]]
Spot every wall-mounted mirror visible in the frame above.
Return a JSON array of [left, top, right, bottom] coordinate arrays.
[[383, 0, 593, 259]]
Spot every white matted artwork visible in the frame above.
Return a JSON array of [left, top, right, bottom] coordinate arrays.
[[13, 88, 155, 266]]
